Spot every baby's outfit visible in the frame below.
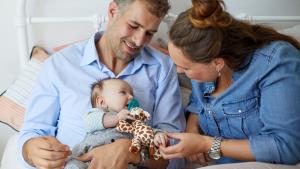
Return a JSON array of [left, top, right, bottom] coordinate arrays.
[[64, 108, 133, 169]]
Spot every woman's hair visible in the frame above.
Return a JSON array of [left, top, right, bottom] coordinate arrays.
[[169, 0, 300, 70], [114, 0, 170, 18]]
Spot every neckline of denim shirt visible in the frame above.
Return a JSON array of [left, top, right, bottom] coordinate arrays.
[[202, 55, 252, 96]]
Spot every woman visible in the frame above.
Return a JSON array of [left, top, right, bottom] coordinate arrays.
[[160, 0, 300, 167]]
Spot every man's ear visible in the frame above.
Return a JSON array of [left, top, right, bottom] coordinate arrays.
[[108, 1, 119, 19]]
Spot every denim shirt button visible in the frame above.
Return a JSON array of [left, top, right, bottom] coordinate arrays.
[[238, 109, 242, 113]]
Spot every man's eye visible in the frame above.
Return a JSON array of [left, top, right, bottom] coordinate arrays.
[[146, 32, 154, 37], [128, 24, 138, 29]]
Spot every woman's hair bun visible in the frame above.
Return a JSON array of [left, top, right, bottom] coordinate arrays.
[[189, 0, 232, 28]]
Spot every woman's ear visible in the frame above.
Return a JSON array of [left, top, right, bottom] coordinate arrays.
[[213, 58, 225, 72], [108, 1, 118, 19]]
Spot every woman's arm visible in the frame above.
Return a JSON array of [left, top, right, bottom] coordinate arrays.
[[186, 113, 200, 133], [160, 132, 255, 161], [220, 139, 255, 161]]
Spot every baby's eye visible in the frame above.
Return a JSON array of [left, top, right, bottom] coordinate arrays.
[[119, 91, 126, 95]]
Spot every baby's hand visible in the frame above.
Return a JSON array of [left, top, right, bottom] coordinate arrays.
[[154, 132, 168, 147], [117, 109, 134, 121]]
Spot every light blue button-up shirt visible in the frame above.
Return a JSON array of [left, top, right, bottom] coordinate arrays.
[[186, 41, 300, 164], [18, 32, 186, 168]]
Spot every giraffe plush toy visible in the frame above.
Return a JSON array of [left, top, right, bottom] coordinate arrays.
[[116, 107, 161, 160]]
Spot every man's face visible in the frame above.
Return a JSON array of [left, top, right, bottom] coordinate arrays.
[[107, 1, 162, 62]]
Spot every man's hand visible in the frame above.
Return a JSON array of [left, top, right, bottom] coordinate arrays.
[[142, 158, 169, 169], [22, 136, 71, 169], [77, 139, 140, 169]]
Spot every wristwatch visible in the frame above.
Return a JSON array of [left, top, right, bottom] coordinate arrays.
[[208, 136, 222, 160]]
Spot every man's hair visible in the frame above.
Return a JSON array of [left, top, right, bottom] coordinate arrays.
[[113, 0, 170, 17]]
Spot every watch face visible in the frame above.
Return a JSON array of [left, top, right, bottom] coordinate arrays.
[[208, 151, 221, 160]]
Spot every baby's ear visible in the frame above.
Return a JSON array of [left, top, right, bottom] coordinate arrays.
[[96, 96, 105, 107]]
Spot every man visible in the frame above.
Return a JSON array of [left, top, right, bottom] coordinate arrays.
[[18, 0, 186, 169]]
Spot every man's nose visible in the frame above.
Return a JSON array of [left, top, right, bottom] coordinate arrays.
[[133, 31, 147, 47]]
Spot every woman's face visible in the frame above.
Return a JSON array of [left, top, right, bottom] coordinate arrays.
[[168, 42, 218, 82]]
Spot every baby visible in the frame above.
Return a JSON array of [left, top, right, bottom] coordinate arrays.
[[65, 78, 167, 169]]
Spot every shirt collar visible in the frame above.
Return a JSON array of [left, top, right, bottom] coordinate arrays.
[[118, 46, 159, 77], [203, 81, 216, 95], [80, 32, 159, 74], [80, 33, 102, 67]]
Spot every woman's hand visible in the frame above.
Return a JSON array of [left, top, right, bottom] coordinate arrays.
[[184, 113, 210, 165], [22, 136, 71, 169], [159, 132, 211, 159], [77, 139, 140, 169], [186, 153, 210, 166]]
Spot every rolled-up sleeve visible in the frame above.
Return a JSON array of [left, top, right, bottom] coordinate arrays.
[[250, 43, 300, 164], [84, 108, 105, 132]]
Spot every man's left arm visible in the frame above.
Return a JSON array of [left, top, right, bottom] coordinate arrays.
[[151, 58, 187, 169], [152, 59, 186, 133]]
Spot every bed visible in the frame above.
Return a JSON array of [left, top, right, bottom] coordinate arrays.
[[1, 0, 300, 168]]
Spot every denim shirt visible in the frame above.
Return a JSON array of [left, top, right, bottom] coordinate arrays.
[[186, 41, 300, 164]]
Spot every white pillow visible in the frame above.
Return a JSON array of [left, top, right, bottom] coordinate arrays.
[[1, 133, 23, 169], [0, 47, 49, 131], [279, 24, 300, 42]]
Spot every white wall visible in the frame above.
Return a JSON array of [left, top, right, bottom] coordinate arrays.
[[1, 0, 300, 92], [0, 0, 190, 93], [0, 0, 20, 94], [225, 0, 300, 16], [0, 0, 300, 162]]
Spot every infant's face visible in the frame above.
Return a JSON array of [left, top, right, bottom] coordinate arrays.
[[101, 79, 133, 112]]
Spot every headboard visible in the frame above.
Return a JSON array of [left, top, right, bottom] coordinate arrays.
[[16, 0, 300, 70]]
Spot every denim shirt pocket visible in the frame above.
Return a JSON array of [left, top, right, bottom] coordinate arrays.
[[222, 96, 262, 138]]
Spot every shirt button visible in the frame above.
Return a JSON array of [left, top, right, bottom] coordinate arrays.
[[208, 110, 212, 114], [238, 109, 242, 113]]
